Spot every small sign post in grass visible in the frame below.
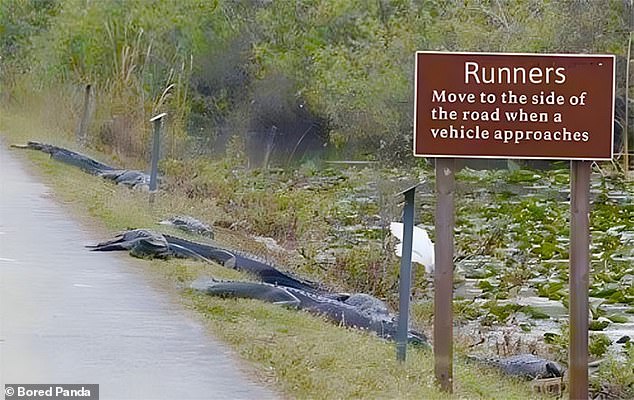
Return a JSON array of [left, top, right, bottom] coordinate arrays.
[[395, 184, 417, 362], [149, 112, 167, 204], [413, 51, 615, 396], [76, 84, 92, 147]]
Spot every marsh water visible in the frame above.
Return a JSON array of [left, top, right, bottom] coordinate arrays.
[[453, 166, 632, 352], [324, 162, 634, 362]]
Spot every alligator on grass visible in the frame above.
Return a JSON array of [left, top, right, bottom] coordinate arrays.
[[12, 141, 113, 174], [192, 279, 429, 347], [11, 141, 150, 189], [98, 169, 151, 189], [467, 354, 564, 380], [160, 215, 215, 238], [88, 229, 320, 293], [86, 229, 234, 264]]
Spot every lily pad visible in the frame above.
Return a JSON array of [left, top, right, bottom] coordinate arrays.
[[606, 314, 629, 324], [521, 305, 550, 319], [589, 319, 610, 331]]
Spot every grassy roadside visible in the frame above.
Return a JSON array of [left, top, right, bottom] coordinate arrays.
[[0, 113, 547, 399]]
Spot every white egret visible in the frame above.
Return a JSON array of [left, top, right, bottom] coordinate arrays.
[[389, 222, 435, 273]]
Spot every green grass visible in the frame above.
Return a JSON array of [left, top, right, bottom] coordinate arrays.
[[0, 112, 546, 399]]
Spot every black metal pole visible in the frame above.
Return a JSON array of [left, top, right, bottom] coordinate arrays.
[[396, 188, 416, 361], [149, 113, 166, 204]]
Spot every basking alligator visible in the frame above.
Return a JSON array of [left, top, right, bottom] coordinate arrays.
[[192, 279, 429, 346], [89, 230, 320, 292], [86, 229, 172, 258], [12, 141, 114, 174], [467, 354, 564, 379], [86, 229, 159, 251], [340, 293, 392, 324], [160, 216, 215, 238], [12, 141, 150, 189], [162, 233, 320, 292], [87, 229, 230, 263], [99, 169, 150, 189]]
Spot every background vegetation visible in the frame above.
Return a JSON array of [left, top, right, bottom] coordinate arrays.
[[1, 0, 630, 164]]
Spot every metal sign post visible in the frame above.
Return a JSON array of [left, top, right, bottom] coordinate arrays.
[[434, 158, 455, 392], [396, 186, 416, 362], [569, 160, 591, 400], [149, 113, 166, 204]]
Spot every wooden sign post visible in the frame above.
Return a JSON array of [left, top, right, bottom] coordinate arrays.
[[414, 52, 615, 395], [434, 158, 455, 392], [569, 160, 591, 399], [76, 84, 92, 147]]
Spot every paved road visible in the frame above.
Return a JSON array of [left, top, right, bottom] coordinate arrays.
[[0, 143, 278, 400]]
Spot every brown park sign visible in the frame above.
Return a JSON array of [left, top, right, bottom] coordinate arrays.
[[414, 52, 615, 160]]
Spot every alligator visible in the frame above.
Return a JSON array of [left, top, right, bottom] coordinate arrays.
[[128, 235, 171, 259], [89, 230, 320, 292], [467, 354, 564, 380], [86, 229, 160, 251], [87, 229, 228, 263], [159, 215, 215, 238], [12, 141, 114, 175], [86, 229, 171, 259], [341, 293, 392, 324], [12, 141, 150, 189], [191, 279, 302, 306], [192, 279, 429, 347], [98, 169, 150, 189], [162, 233, 321, 292]]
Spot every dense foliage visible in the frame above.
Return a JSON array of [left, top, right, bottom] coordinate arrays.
[[0, 0, 630, 163]]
